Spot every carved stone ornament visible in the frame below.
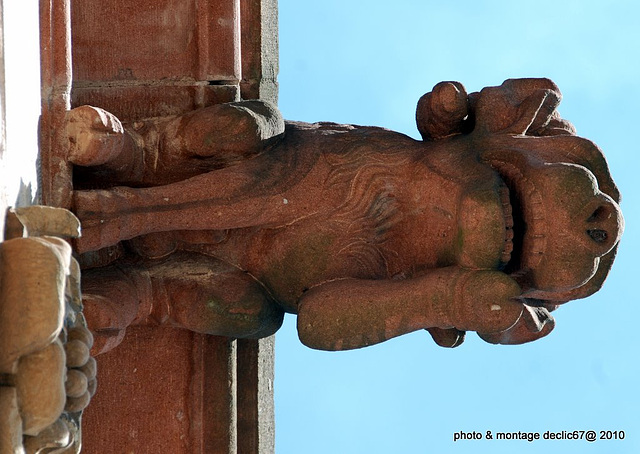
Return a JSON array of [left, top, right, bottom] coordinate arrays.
[[0, 206, 96, 454], [69, 78, 623, 353]]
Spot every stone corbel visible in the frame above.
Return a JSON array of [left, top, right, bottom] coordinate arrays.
[[0, 206, 95, 454]]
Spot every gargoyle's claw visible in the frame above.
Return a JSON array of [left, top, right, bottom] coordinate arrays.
[[477, 305, 555, 345], [72, 188, 125, 253], [66, 105, 124, 167], [427, 327, 465, 348], [452, 270, 524, 334], [82, 294, 128, 355]]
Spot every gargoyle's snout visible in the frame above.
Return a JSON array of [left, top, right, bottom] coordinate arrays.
[[522, 187, 623, 301], [582, 194, 623, 257], [513, 161, 625, 298], [485, 156, 624, 298]]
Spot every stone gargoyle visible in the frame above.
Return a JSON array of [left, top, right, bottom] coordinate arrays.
[[68, 78, 623, 353]]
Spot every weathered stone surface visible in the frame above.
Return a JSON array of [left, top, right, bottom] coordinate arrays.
[[71, 0, 241, 83], [0, 206, 95, 452], [71, 84, 240, 121], [16, 340, 67, 437], [82, 328, 238, 453], [0, 237, 69, 373], [0, 388, 23, 454], [40, 1, 278, 452], [22, 418, 72, 454], [237, 337, 275, 454], [39, 0, 74, 209], [72, 78, 623, 351], [7, 206, 81, 239], [240, 0, 279, 103]]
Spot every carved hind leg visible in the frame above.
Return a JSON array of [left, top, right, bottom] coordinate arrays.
[[82, 252, 284, 355], [67, 101, 285, 187]]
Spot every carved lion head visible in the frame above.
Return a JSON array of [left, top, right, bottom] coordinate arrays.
[[417, 79, 623, 344]]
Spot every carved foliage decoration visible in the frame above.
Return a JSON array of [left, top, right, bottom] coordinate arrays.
[[0, 206, 95, 454]]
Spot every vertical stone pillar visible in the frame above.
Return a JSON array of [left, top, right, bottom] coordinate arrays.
[[237, 1, 278, 452], [37, 1, 279, 452], [80, 328, 241, 453], [0, 1, 7, 239], [39, 0, 73, 208], [240, 0, 279, 103], [237, 337, 276, 454]]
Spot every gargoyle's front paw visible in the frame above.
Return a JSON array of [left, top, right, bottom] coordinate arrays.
[[427, 327, 466, 348], [478, 305, 555, 345], [73, 189, 124, 253], [66, 105, 125, 166], [452, 270, 524, 334], [82, 294, 127, 355], [73, 218, 122, 254]]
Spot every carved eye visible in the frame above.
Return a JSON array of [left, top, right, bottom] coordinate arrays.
[[587, 205, 612, 223]]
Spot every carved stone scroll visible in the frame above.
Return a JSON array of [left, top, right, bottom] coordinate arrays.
[[0, 206, 95, 454]]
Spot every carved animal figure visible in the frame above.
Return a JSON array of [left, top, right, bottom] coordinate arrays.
[[69, 79, 623, 353]]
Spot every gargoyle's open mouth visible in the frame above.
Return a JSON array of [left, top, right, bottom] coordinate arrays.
[[497, 183, 515, 266], [493, 160, 547, 279]]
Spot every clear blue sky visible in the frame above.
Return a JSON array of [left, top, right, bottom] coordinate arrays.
[[275, 1, 639, 453]]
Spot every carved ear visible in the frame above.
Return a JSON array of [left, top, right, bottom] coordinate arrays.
[[531, 109, 576, 137], [509, 88, 561, 135], [474, 78, 563, 135], [416, 81, 470, 140]]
